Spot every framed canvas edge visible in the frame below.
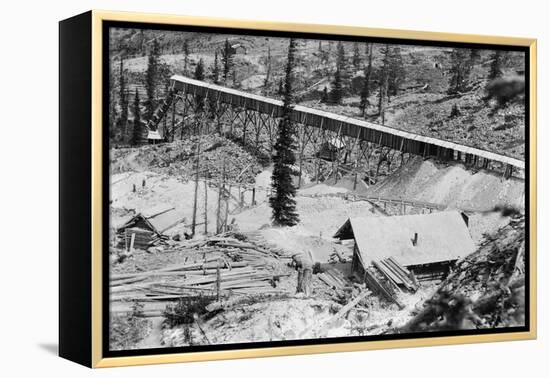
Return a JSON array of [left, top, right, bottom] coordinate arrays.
[[89, 9, 537, 368]]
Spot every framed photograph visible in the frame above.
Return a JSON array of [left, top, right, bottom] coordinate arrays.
[[59, 10, 537, 368]]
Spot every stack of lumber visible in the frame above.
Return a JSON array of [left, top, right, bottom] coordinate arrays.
[[110, 235, 292, 305], [317, 269, 349, 290], [372, 257, 419, 293], [364, 266, 405, 309]]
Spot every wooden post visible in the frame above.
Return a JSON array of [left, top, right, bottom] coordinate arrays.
[[204, 179, 208, 235], [129, 233, 135, 254], [216, 260, 221, 301], [216, 163, 223, 234], [252, 187, 256, 205], [224, 184, 231, 232], [170, 97, 176, 142], [191, 136, 201, 236]]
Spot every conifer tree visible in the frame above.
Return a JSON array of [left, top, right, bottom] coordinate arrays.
[[132, 89, 143, 146], [387, 47, 405, 97], [194, 58, 205, 80], [330, 67, 343, 104], [270, 38, 300, 227], [488, 50, 503, 80], [321, 86, 329, 103], [378, 44, 391, 124], [221, 39, 234, 83], [211, 50, 220, 84], [447, 48, 472, 94], [352, 42, 361, 69], [118, 57, 129, 141], [263, 46, 272, 95], [335, 41, 350, 92], [145, 38, 160, 123], [359, 43, 373, 117], [182, 39, 190, 76]]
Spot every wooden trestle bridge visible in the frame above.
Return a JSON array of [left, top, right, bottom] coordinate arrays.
[[147, 74, 525, 182]]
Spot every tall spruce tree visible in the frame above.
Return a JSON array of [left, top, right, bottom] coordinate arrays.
[[221, 39, 234, 83], [182, 39, 190, 76], [488, 50, 503, 80], [330, 67, 344, 104], [387, 47, 405, 97], [378, 44, 391, 124], [263, 46, 272, 95], [352, 42, 361, 69], [335, 41, 350, 92], [359, 43, 373, 117], [132, 89, 143, 146], [270, 38, 300, 227], [211, 50, 220, 84], [447, 48, 472, 94], [118, 57, 129, 141], [194, 58, 205, 80], [145, 38, 161, 123]]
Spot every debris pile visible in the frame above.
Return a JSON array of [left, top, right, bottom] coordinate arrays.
[[111, 135, 264, 184], [399, 215, 525, 333]]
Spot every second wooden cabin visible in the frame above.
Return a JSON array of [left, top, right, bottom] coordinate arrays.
[[333, 211, 475, 281]]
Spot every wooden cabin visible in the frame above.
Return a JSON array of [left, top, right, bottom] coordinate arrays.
[[316, 137, 345, 161], [333, 211, 475, 281], [117, 206, 186, 249]]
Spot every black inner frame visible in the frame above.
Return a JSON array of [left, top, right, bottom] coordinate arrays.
[[102, 20, 531, 359]]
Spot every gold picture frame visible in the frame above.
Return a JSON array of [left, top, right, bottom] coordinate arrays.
[[59, 9, 537, 368]]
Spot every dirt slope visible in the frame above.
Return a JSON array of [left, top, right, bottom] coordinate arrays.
[[367, 156, 525, 211]]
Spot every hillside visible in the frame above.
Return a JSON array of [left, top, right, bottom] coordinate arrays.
[[110, 28, 525, 159]]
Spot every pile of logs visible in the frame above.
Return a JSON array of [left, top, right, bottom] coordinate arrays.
[[110, 234, 292, 315]]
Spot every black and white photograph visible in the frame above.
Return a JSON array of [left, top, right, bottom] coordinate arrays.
[[106, 24, 528, 352]]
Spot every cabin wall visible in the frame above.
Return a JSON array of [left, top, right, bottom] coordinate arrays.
[[407, 260, 456, 281], [351, 243, 366, 279]]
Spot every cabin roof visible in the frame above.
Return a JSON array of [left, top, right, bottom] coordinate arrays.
[[117, 206, 186, 235], [333, 211, 475, 267]]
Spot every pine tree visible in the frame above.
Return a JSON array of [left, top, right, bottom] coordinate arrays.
[[145, 38, 161, 123], [387, 47, 405, 97], [321, 86, 329, 103], [182, 39, 190, 76], [352, 42, 361, 69], [359, 43, 373, 117], [447, 48, 472, 94], [263, 46, 272, 95], [118, 57, 129, 141], [132, 89, 143, 146], [194, 58, 205, 80], [335, 41, 350, 92], [221, 39, 234, 83], [378, 44, 391, 124], [211, 50, 220, 84], [488, 50, 503, 80], [330, 67, 343, 104], [270, 38, 300, 227]]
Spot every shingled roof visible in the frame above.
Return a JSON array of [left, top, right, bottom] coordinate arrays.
[[333, 211, 475, 267]]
